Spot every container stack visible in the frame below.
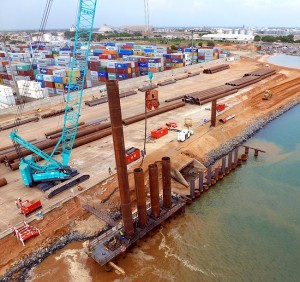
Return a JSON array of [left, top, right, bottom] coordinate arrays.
[[0, 85, 16, 108]]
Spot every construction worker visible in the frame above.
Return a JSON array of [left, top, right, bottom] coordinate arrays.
[[108, 167, 113, 175], [18, 198, 22, 207], [15, 199, 19, 209]]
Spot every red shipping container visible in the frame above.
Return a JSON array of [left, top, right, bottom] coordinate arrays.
[[45, 55, 54, 58], [44, 81, 55, 88], [98, 77, 107, 82], [107, 68, 115, 73], [151, 126, 168, 139], [125, 147, 141, 165], [140, 57, 148, 63], [116, 68, 130, 74]]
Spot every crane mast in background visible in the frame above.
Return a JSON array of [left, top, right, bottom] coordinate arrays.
[[9, 0, 98, 187], [144, 0, 150, 33]]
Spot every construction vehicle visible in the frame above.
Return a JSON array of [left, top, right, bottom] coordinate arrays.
[[20, 199, 42, 216], [9, 0, 98, 188], [263, 90, 272, 100], [177, 129, 194, 142], [146, 89, 160, 111], [166, 122, 178, 128], [184, 118, 193, 129]]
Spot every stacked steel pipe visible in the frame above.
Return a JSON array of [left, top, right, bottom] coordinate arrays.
[[165, 95, 185, 103], [244, 68, 276, 79], [0, 117, 39, 131], [225, 75, 262, 89], [174, 73, 189, 81], [184, 85, 237, 105], [203, 64, 230, 74]]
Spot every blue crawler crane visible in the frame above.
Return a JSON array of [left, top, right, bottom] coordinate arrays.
[[10, 0, 98, 187]]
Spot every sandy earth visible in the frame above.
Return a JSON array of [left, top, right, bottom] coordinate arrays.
[[1, 52, 300, 276]]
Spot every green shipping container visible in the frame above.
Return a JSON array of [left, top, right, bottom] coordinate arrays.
[[98, 66, 107, 72], [108, 73, 117, 80], [16, 64, 32, 71]]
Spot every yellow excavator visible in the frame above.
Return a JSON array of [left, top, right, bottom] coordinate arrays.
[[263, 90, 273, 100]]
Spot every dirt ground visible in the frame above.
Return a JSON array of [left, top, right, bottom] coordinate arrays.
[[1, 53, 300, 276]]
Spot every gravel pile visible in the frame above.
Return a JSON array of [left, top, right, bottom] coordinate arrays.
[[0, 227, 108, 282]]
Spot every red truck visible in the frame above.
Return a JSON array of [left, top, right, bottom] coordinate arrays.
[[20, 199, 42, 216]]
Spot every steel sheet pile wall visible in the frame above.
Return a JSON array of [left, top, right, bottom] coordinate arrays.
[[203, 64, 230, 74], [225, 75, 262, 89], [184, 85, 237, 105], [244, 68, 276, 79]]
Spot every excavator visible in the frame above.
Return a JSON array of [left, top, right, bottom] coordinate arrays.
[[9, 0, 98, 188]]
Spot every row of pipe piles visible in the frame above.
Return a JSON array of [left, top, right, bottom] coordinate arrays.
[[203, 64, 230, 74], [186, 146, 263, 203]]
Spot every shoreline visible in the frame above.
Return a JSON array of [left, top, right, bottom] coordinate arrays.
[[2, 95, 300, 281]]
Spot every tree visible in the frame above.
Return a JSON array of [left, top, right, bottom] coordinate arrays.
[[254, 35, 261, 42], [206, 40, 215, 47], [198, 42, 203, 47], [170, 45, 178, 51]]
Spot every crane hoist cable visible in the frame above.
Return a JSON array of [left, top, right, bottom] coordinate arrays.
[[11, 0, 53, 160]]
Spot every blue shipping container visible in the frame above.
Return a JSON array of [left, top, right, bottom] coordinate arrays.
[[36, 74, 44, 80], [39, 68, 49, 74], [139, 67, 148, 72], [119, 49, 134, 55], [148, 58, 159, 63], [138, 62, 148, 67], [36, 80, 45, 88], [144, 48, 154, 53], [163, 54, 171, 59], [117, 74, 129, 79], [140, 71, 148, 76], [171, 59, 183, 63], [106, 42, 115, 46], [98, 72, 108, 78], [53, 76, 63, 83], [115, 63, 128, 69]]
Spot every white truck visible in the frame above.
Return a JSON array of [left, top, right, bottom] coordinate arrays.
[[177, 129, 193, 142]]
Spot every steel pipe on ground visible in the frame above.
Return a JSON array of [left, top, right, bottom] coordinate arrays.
[[0, 178, 7, 187], [0, 117, 39, 131], [122, 101, 185, 126]]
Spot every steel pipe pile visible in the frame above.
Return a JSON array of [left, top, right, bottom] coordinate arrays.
[[0, 117, 39, 131], [85, 97, 108, 107], [184, 85, 237, 105], [122, 101, 185, 126], [134, 168, 148, 228], [225, 75, 262, 89], [149, 163, 160, 218], [174, 73, 189, 81], [0, 178, 7, 187], [107, 80, 134, 237], [165, 95, 185, 103], [44, 122, 85, 138], [162, 157, 172, 209], [203, 64, 230, 74]]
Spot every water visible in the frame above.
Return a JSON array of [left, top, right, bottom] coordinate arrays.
[[29, 104, 300, 282], [268, 54, 300, 69]]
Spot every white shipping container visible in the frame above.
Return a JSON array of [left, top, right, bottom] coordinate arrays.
[[59, 51, 72, 56], [18, 80, 42, 91], [3, 79, 9, 85], [52, 69, 66, 77], [90, 71, 98, 76], [43, 75, 54, 82], [100, 60, 109, 67], [91, 75, 98, 81], [55, 56, 71, 63], [37, 63, 49, 69], [21, 89, 44, 98], [55, 62, 70, 68], [55, 89, 64, 95], [0, 102, 9, 109], [40, 50, 52, 55], [9, 81, 15, 86], [107, 61, 116, 68], [46, 87, 55, 94], [0, 85, 15, 105], [88, 56, 100, 61]]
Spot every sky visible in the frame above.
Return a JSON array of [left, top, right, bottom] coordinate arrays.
[[0, 0, 300, 31]]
